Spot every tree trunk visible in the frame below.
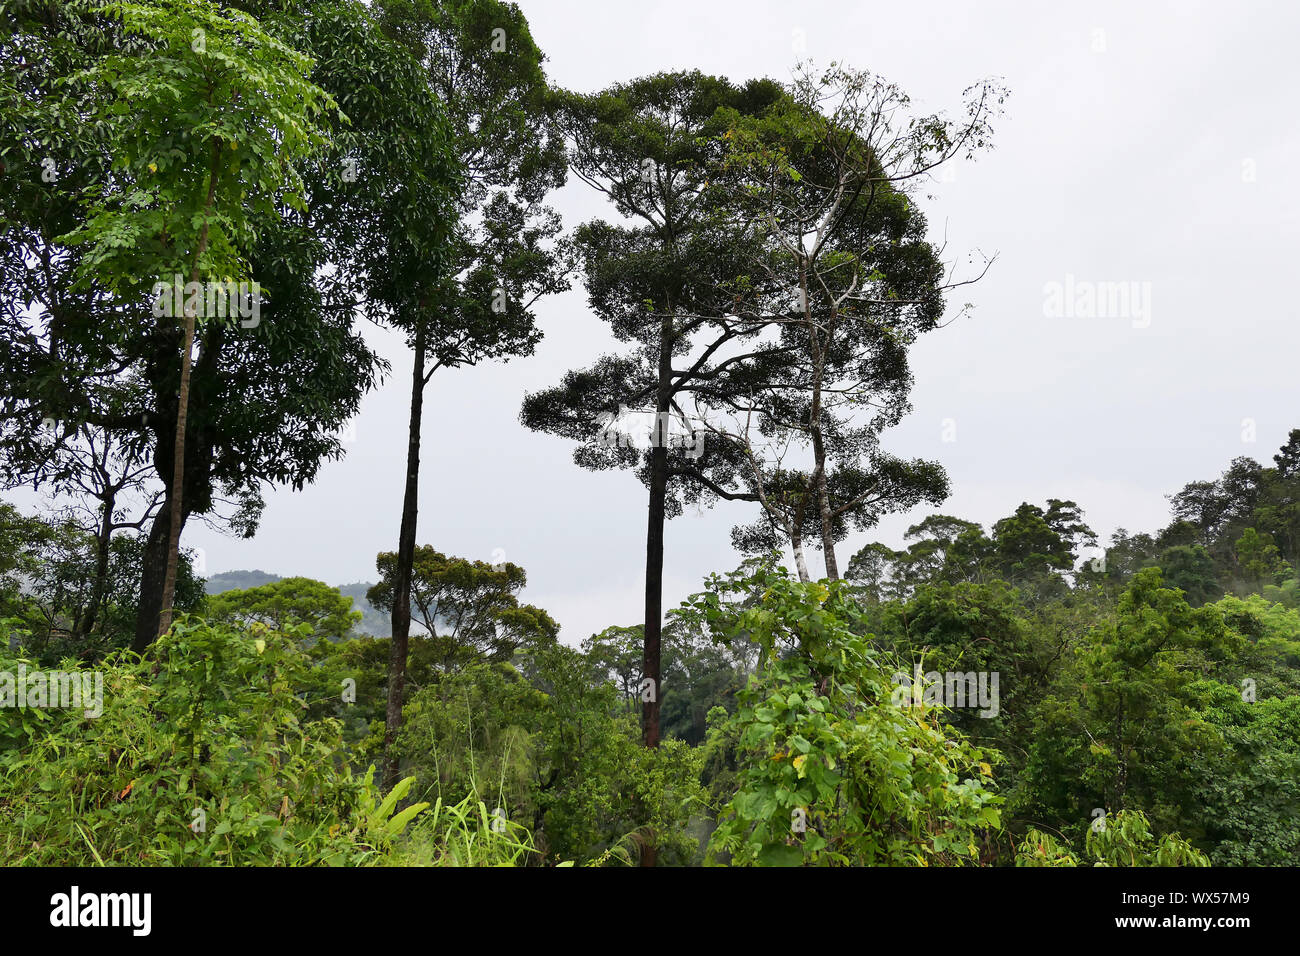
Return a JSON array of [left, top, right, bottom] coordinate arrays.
[[791, 525, 811, 583], [154, 139, 221, 645], [81, 490, 116, 642], [156, 306, 197, 638], [811, 427, 839, 580], [800, 264, 839, 580], [643, 443, 667, 752], [638, 309, 675, 868], [384, 322, 426, 789], [132, 497, 172, 653]]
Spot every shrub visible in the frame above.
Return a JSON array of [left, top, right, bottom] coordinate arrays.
[[1015, 811, 1210, 867], [683, 567, 1001, 866], [0, 617, 421, 865]]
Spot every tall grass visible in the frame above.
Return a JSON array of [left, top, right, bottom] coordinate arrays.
[[393, 790, 539, 866]]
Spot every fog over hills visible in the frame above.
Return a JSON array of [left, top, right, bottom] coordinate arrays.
[[203, 571, 396, 637]]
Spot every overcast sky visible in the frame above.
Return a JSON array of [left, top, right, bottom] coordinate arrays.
[[174, 0, 1300, 643]]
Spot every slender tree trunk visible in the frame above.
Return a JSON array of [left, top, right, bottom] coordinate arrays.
[[643, 441, 667, 751], [791, 523, 811, 583], [642, 313, 673, 748], [638, 308, 675, 868], [156, 140, 221, 642], [81, 491, 116, 642], [132, 508, 171, 653], [799, 265, 839, 580], [156, 307, 197, 638], [384, 322, 426, 789], [811, 426, 839, 580], [792, 539, 811, 582]]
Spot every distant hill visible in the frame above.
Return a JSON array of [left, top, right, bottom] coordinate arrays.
[[204, 569, 284, 594], [335, 581, 393, 637], [203, 571, 392, 637]]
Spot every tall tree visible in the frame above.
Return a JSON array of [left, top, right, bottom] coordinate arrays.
[[522, 73, 791, 771], [62, 0, 339, 639], [205, 576, 361, 643], [368, 545, 558, 670], [0, 0, 458, 654], [372, 0, 570, 786], [709, 63, 1005, 580], [1167, 456, 1264, 560], [991, 499, 1096, 585]]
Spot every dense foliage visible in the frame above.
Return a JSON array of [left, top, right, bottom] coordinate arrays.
[[8, 429, 1299, 866], [2, 0, 1294, 868]]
